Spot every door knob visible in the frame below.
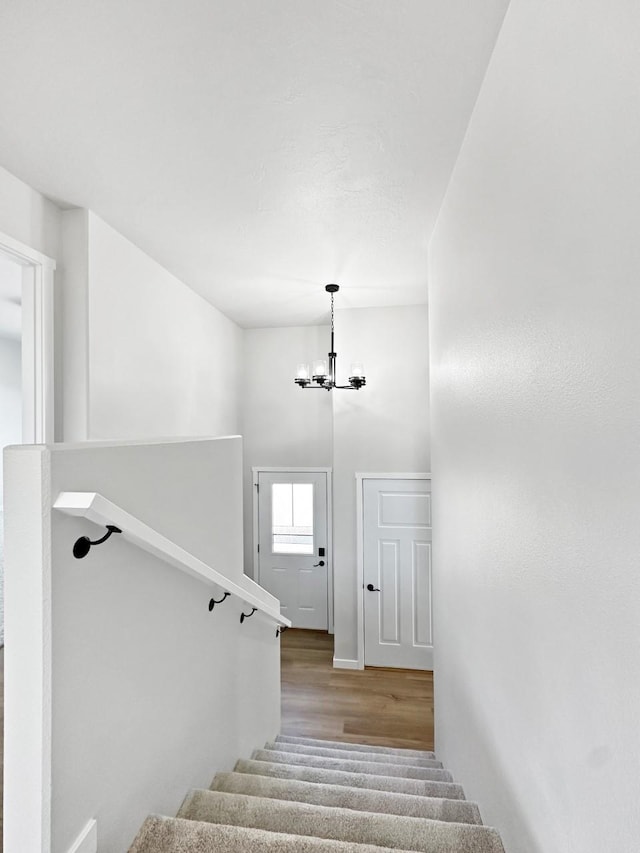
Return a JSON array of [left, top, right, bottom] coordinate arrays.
[[366, 583, 380, 592], [313, 560, 325, 567]]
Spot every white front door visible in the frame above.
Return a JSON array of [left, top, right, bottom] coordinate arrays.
[[363, 478, 433, 669], [257, 471, 329, 629]]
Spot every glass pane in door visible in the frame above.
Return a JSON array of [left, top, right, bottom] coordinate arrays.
[[272, 483, 314, 554]]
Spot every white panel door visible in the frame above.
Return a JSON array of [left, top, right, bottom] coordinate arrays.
[[258, 471, 329, 629], [363, 478, 433, 669]]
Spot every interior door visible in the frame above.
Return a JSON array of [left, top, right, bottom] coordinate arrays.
[[363, 478, 433, 669], [257, 471, 329, 629]]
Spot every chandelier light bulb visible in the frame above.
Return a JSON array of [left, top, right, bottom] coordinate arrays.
[[296, 363, 310, 380], [312, 359, 328, 379], [350, 362, 365, 378]]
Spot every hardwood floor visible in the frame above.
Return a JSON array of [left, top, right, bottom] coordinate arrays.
[[281, 629, 434, 751]]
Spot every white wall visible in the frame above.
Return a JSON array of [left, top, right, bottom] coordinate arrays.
[[332, 305, 429, 663], [429, 1, 640, 851], [0, 166, 244, 444], [241, 326, 333, 575], [60, 210, 243, 441], [4, 437, 280, 853], [60, 210, 89, 442], [0, 164, 61, 261]]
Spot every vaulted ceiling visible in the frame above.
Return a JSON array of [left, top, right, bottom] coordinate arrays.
[[0, 0, 510, 327]]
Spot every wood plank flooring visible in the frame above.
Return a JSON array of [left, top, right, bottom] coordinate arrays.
[[281, 629, 434, 751]]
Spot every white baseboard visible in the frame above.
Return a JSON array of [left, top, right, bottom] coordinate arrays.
[[67, 819, 97, 853], [333, 657, 360, 670]]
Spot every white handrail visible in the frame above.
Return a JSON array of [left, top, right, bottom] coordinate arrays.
[[53, 491, 291, 628]]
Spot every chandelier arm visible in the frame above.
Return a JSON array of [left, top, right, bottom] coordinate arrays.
[[296, 384, 331, 390]]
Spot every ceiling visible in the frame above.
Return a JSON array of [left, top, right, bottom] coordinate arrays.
[[0, 0, 510, 328]]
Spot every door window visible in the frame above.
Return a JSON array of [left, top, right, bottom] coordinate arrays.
[[271, 482, 314, 554]]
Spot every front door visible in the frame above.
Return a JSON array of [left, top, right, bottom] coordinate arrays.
[[363, 477, 433, 669], [257, 471, 329, 629]]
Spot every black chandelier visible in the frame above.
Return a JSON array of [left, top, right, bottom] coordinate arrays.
[[294, 284, 366, 391]]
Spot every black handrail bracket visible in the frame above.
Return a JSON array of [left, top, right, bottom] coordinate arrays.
[[73, 524, 122, 559]]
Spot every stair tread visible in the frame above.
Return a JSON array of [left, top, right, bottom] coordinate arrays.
[[277, 735, 436, 759], [177, 789, 504, 853], [235, 759, 466, 800], [128, 815, 467, 852], [265, 741, 444, 769], [252, 749, 453, 781], [211, 771, 482, 824]]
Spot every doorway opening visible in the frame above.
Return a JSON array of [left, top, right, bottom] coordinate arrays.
[[0, 251, 23, 647], [0, 234, 55, 833], [0, 235, 55, 646]]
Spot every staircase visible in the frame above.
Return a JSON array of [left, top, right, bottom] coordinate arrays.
[[129, 734, 506, 852]]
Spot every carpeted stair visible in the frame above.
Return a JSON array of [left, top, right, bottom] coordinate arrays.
[[129, 735, 505, 852]]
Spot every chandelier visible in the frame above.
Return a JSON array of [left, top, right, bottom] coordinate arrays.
[[294, 284, 366, 391]]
